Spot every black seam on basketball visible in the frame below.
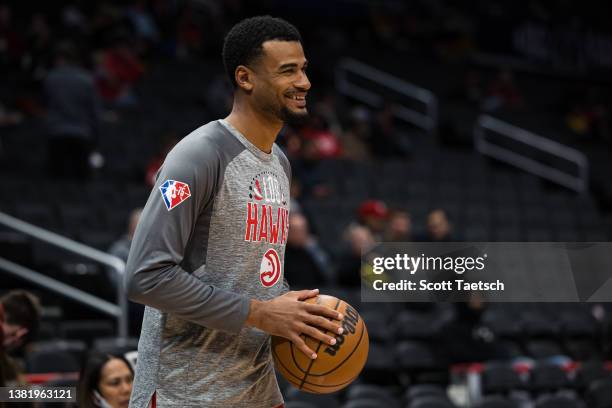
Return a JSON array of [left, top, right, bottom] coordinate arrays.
[[274, 342, 361, 389], [298, 298, 341, 390], [305, 314, 366, 377], [289, 343, 308, 374], [299, 374, 360, 391]]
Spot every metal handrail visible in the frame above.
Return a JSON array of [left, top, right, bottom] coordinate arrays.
[[474, 114, 589, 193], [0, 211, 128, 338], [335, 58, 438, 133]]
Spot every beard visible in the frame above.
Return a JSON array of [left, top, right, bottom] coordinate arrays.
[[279, 105, 309, 126]]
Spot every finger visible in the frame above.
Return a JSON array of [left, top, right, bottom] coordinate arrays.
[[301, 323, 338, 346], [296, 288, 319, 301], [291, 335, 317, 360], [304, 314, 344, 336], [304, 303, 343, 321]]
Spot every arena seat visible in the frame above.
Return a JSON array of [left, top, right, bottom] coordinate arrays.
[[529, 363, 570, 392], [408, 395, 456, 408], [534, 394, 583, 408], [586, 377, 612, 408], [481, 362, 524, 395], [284, 387, 340, 408], [347, 384, 401, 408], [473, 395, 518, 408]]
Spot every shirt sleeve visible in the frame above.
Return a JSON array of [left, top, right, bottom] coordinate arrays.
[[124, 142, 250, 334]]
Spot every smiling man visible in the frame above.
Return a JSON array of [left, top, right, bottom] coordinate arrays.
[[125, 16, 344, 408]]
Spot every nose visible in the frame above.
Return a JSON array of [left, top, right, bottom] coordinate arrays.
[[120, 380, 132, 395], [295, 70, 311, 91]]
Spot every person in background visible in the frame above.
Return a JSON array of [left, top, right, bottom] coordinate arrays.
[[78, 353, 134, 408], [284, 212, 334, 288], [357, 199, 389, 240], [0, 290, 41, 357], [336, 223, 375, 287], [108, 208, 144, 337], [108, 208, 143, 270], [384, 210, 413, 242], [0, 291, 41, 388], [44, 41, 102, 180], [424, 209, 455, 241]]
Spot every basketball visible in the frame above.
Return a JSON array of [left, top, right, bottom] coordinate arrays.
[[271, 295, 369, 394]]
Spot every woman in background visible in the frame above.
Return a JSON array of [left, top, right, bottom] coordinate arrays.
[[79, 353, 134, 408]]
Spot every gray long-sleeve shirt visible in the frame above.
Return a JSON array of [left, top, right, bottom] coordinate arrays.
[[125, 119, 291, 408]]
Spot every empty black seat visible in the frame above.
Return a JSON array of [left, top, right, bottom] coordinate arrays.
[[347, 384, 400, 408], [481, 362, 524, 394], [408, 395, 456, 408], [586, 377, 612, 408], [530, 363, 570, 392], [534, 395, 582, 408], [474, 396, 518, 408]]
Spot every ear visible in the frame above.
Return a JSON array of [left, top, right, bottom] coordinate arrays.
[[235, 65, 254, 92]]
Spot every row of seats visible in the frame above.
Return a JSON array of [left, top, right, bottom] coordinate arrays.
[[279, 378, 612, 408]]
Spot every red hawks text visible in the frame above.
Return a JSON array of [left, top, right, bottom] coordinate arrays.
[[244, 202, 289, 245]]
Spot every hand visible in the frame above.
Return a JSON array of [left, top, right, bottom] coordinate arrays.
[[246, 289, 344, 359]]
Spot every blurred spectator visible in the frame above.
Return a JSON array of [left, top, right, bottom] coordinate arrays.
[[336, 224, 375, 287], [126, 0, 160, 54], [0, 4, 25, 70], [45, 41, 101, 180], [0, 303, 26, 390], [482, 68, 523, 112], [0, 290, 41, 357], [109, 208, 144, 337], [292, 139, 333, 199], [95, 31, 144, 107], [109, 208, 143, 265], [358, 199, 389, 239], [565, 88, 611, 143], [24, 13, 52, 81], [340, 106, 372, 161], [284, 213, 334, 288], [300, 114, 343, 159], [423, 209, 455, 241], [78, 353, 134, 408], [384, 210, 413, 241], [0, 102, 22, 127], [204, 74, 233, 119], [439, 295, 509, 363], [0, 290, 40, 388], [370, 101, 412, 157], [0, 303, 5, 388]]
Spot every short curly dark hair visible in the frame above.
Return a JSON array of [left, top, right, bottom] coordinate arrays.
[[222, 16, 302, 88]]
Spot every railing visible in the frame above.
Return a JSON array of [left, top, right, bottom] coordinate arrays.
[[0, 212, 128, 338], [335, 58, 438, 134], [474, 114, 589, 193]]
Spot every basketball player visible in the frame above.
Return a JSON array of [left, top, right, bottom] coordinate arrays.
[[125, 16, 344, 408]]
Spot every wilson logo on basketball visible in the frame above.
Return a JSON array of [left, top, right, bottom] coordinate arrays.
[[259, 248, 281, 287], [324, 305, 359, 357]]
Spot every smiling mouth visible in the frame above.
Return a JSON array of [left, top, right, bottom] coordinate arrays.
[[286, 94, 307, 107]]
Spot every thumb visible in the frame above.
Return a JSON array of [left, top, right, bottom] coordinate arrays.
[[296, 288, 319, 301]]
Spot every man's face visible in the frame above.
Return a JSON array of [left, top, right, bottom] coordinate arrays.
[[250, 40, 311, 125]]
